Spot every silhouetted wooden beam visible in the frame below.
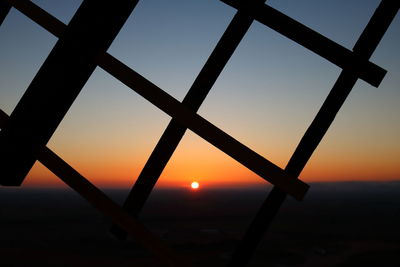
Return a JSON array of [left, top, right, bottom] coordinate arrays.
[[6, 0, 309, 200], [0, 1, 11, 26], [220, 0, 387, 87], [111, 0, 267, 240], [228, 1, 399, 266], [0, 108, 187, 267], [5, 0, 64, 36], [0, 0, 138, 185]]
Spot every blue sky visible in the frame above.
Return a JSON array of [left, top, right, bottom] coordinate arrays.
[[0, 0, 399, 188]]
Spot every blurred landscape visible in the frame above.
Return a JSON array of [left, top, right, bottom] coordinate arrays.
[[0, 181, 399, 266]]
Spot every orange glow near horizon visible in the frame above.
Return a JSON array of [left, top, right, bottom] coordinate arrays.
[[23, 146, 400, 189], [18, 117, 400, 189]]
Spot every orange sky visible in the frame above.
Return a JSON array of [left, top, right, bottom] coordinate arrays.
[[23, 127, 400, 189]]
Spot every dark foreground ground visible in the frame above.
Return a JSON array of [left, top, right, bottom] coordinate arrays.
[[0, 181, 399, 266]]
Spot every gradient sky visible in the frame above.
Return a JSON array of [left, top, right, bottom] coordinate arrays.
[[0, 0, 399, 189]]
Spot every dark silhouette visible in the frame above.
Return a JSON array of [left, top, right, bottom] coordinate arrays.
[[110, 0, 270, 239], [227, 1, 399, 265], [0, 1, 11, 26], [0, 108, 186, 267], [0, 0, 138, 185], [0, 0, 398, 266], [221, 0, 387, 87]]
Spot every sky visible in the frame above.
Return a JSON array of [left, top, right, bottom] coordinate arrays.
[[0, 0, 399, 190]]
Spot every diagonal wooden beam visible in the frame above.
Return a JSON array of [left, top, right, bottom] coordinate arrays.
[[0, 108, 188, 267], [3, 0, 65, 36], [0, 0, 11, 26], [111, 0, 267, 239], [220, 0, 387, 87], [228, 1, 399, 266], [0, 0, 138, 185], [6, 0, 309, 200]]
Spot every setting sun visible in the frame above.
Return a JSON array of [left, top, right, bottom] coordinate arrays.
[[191, 181, 199, 189]]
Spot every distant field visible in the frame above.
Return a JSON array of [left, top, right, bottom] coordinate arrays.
[[0, 181, 399, 266]]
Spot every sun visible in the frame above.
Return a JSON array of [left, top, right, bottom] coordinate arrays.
[[191, 181, 199, 189]]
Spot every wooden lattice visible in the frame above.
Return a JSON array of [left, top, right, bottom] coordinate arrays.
[[0, 0, 398, 266]]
